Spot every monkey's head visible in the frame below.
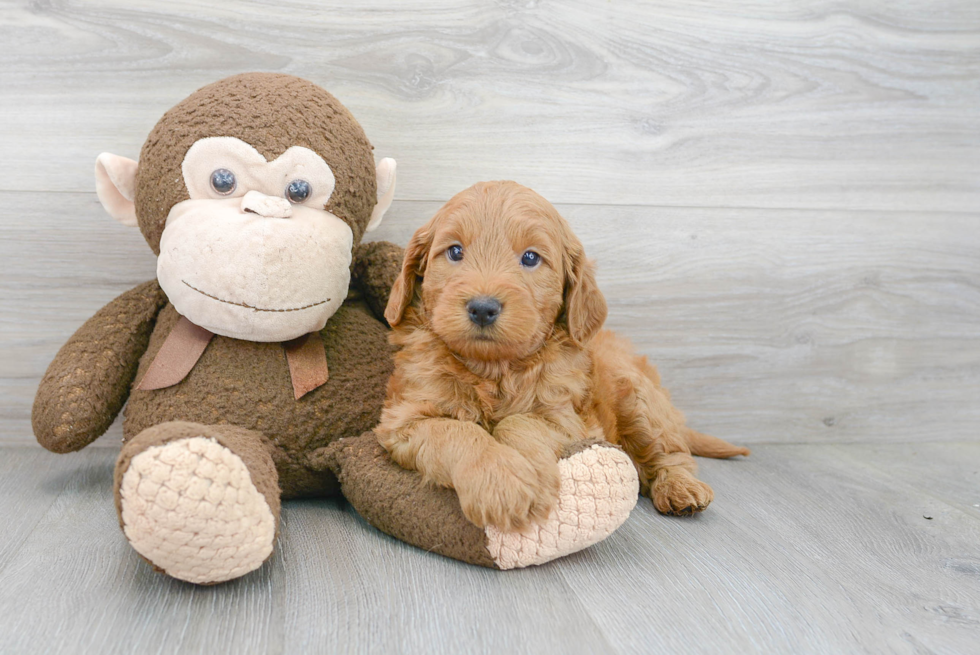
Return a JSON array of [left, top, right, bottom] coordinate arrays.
[[94, 73, 397, 342]]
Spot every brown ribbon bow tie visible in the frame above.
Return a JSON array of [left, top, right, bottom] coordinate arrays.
[[136, 316, 329, 400]]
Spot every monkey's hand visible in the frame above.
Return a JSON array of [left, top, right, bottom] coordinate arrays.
[[32, 280, 167, 453], [352, 240, 404, 324]]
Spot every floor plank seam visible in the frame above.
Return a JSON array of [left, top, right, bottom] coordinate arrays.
[[0, 463, 94, 580], [3, 189, 980, 217]]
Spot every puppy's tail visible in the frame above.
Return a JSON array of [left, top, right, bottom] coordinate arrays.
[[685, 429, 750, 459]]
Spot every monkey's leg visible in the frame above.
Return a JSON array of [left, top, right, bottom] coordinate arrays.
[[309, 432, 638, 570], [114, 421, 280, 585]]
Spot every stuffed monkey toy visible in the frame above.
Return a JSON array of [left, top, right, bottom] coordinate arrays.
[[32, 73, 638, 584]]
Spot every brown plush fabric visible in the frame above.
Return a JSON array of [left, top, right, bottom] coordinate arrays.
[[310, 432, 498, 569], [35, 74, 406, 501], [135, 73, 377, 255], [123, 299, 395, 499], [353, 240, 405, 323], [33, 280, 167, 453], [559, 437, 619, 460], [113, 421, 282, 536]]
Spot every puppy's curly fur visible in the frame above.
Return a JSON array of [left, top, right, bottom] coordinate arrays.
[[377, 181, 748, 531]]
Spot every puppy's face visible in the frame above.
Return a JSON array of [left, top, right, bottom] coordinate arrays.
[[422, 188, 566, 361], [386, 181, 607, 362]]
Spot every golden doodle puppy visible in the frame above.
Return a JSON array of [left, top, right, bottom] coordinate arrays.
[[377, 181, 749, 531]]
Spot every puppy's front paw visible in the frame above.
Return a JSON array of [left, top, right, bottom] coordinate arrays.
[[485, 443, 639, 569], [455, 447, 557, 531], [651, 467, 714, 516]]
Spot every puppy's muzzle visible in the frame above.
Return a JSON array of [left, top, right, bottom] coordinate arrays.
[[466, 296, 502, 327]]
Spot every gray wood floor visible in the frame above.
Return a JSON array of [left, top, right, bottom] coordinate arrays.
[[1, 443, 978, 654], [1, 1, 978, 653]]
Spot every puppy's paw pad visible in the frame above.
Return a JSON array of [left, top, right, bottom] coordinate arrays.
[[486, 444, 639, 569]]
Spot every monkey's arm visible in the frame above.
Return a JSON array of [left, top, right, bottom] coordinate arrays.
[[352, 240, 404, 323], [32, 280, 168, 453]]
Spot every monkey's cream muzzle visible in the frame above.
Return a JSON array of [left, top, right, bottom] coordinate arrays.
[[154, 137, 353, 342], [157, 195, 353, 342]]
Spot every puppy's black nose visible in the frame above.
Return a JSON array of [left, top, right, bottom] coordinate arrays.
[[466, 296, 502, 327]]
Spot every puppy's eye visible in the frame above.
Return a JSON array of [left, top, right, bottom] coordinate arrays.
[[210, 169, 237, 195], [447, 245, 464, 262], [521, 250, 541, 268]]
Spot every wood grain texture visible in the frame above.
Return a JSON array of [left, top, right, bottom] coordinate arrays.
[[556, 443, 980, 655], [0, 1, 977, 210], [3, 1, 978, 446], [0, 447, 284, 654], [0, 447, 104, 571], [845, 442, 980, 514], [4, 193, 978, 445], [277, 501, 613, 654], [2, 2, 979, 651], [1, 443, 978, 654]]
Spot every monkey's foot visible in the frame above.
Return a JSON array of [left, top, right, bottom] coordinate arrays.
[[115, 422, 280, 584], [485, 441, 638, 569], [316, 434, 637, 569]]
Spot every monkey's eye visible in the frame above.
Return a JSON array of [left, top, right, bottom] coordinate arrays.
[[521, 250, 541, 268], [210, 169, 237, 195], [446, 245, 464, 262], [285, 179, 312, 204]]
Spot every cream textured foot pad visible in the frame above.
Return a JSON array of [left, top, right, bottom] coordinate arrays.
[[486, 445, 639, 569], [119, 436, 276, 584]]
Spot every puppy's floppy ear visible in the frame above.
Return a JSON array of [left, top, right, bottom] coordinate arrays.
[[562, 245, 607, 346], [384, 220, 434, 326]]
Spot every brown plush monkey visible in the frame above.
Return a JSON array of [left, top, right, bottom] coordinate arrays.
[[32, 74, 638, 583]]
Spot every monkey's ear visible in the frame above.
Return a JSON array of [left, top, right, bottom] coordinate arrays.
[[95, 153, 139, 227], [366, 158, 396, 233]]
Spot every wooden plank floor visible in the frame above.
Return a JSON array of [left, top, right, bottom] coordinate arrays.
[[2, 0, 978, 653], [0, 443, 978, 654]]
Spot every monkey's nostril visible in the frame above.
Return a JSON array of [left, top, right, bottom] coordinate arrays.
[[466, 297, 502, 327]]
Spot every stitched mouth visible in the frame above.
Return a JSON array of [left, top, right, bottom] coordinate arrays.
[[182, 280, 329, 313]]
